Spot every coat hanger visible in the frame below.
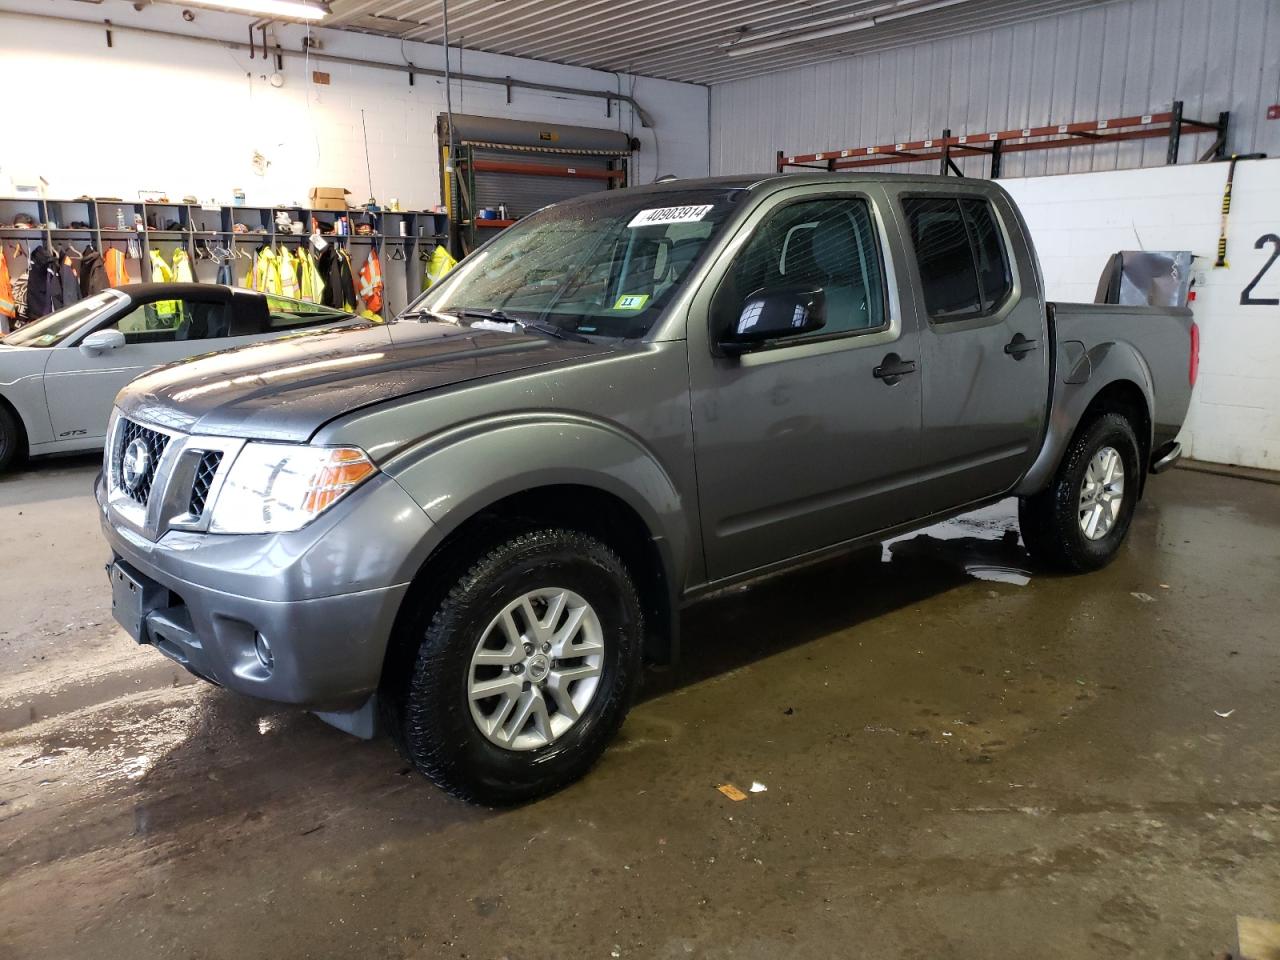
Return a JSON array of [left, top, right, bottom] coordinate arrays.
[[389, 243, 405, 261]]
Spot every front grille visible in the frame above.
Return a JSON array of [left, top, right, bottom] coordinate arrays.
[[188, 451, 223, 519], [112, 419, 171, 507]]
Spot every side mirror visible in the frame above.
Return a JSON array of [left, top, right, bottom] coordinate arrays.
[[716, 286, 827, 356], [80, 328, 126, 357]]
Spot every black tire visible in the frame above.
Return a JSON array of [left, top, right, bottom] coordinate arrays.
[[0, 403, 25, 475], [1018, 411, 1141, 573], [391, 528, 642, 805]]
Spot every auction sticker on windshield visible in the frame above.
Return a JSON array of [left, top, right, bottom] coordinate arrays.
[[613, 294, 650, 310], [627, 205, 713, 228]]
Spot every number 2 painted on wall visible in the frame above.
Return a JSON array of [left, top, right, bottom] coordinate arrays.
[[1240, 233, 1280, 306]]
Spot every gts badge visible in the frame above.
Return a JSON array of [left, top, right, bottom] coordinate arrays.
[[58, 429, 87, 438]]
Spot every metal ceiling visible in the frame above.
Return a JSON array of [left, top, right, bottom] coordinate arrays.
[[322, 0, 1116, 85]]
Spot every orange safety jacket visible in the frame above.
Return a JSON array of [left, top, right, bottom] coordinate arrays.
[[0, 246, 14, 320], [357, 248, 384, 315], [105, 247, 132, 287]]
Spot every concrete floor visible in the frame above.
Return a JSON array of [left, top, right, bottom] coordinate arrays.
[[1, 455, 1278, 959]]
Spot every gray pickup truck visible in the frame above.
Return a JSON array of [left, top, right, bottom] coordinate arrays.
[[97, 174, 1196, 804]]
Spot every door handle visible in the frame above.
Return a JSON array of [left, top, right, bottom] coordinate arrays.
[[873, 352, 917, 385], [1004, 332, 1040, 359]]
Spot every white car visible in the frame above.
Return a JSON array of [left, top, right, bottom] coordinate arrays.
[[0, 283, 364, 472]]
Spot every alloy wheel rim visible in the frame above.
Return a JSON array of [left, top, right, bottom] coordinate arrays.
[[1079, 445, 1125, 540], [467, 587, 605, 751]]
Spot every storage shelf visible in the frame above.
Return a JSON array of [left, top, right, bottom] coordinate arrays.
[[2, 195, 450, 320]]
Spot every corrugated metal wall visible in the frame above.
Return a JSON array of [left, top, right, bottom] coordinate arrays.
[[710, 0, 1280, 179]]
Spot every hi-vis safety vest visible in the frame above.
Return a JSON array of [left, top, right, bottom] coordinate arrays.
[[0, 246, 15, 321], [357, 249, 384, 315], [253, 248, 283, 296], [278, 246, 300, 299], [425, 244, 457, 289], [172, 249, 194, 284], [147, 250, 179, 321], [104, 248, 131, 287], [299, 249, 325, 303]]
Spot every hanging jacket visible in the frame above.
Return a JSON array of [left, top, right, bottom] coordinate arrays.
[[10, 273, 27, 323], [104, 247, 131, 287], [79, 247, 108, 298], [298, 248, 325, 303], [317, 244, 356, 312], [56, 248, 79, 311], [278, 246, 300, 299], [0, 247, 15, 322], [147, 250, 179, 322], [253, 247, 283, 296], [357, 248, 384, 315], [425, 244, 457, 289], [216, 258, 233, 287], [25, 245, 60, 320], [172, 248, 194, 284]]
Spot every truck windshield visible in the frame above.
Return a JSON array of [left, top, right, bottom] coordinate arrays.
[[2, 290, 126, 347], [406, 188, 745, 339]]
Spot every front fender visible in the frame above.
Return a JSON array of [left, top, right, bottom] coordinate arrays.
[[382, 412, 691, 590], [1016, 340, 1154, 496]]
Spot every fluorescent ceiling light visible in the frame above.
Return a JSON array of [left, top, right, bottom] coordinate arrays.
[[724, 0, 973, 57], [876, 0, 971, 23], [726, 19, 875, 57], [187, 0, 330, 20], [719, 4, 895, 48]]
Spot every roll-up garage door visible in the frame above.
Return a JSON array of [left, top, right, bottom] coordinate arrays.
[[438, 114, 634, 255]]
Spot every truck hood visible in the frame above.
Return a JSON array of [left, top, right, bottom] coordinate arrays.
[[117, 320, 614, 442]]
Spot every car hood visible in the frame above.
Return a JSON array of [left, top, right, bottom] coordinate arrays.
[[116, 320, 615, 443]]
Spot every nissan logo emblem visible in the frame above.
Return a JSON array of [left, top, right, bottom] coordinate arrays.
[[121, 438, 152, 492]]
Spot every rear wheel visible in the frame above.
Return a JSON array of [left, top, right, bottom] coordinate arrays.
[[390, 528, 642, 805], [0, 404, 25, 474], [1019, 412, 1141, 572]]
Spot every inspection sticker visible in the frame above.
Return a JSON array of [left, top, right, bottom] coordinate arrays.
[[613, 294, 650, 310], [627, 204, 713, 228]]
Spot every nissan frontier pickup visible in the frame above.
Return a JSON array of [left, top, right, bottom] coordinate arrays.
[[98, 174, 1196, 803]]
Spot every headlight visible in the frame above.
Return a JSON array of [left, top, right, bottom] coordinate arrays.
[[208, 443, 377, 534]]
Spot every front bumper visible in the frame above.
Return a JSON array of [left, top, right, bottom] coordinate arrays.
[[98, 472, 434, 712]]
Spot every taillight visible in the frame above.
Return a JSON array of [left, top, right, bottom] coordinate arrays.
[[1189, 322, 1199, 387]]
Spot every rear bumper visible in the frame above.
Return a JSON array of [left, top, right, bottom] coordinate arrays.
[[1151, 440, 1182, 474], [98, 472, 433, 711]]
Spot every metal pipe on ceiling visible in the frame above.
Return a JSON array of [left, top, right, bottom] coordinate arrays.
[[0, 8, 655, 126]]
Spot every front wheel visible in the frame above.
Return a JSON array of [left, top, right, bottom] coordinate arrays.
[[392, 528, 643, 805], [1019, 412, 1141, 573]]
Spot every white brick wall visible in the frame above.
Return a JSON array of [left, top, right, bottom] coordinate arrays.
[[1002, 158, 1280, 471], [0, 1, 709, 210]]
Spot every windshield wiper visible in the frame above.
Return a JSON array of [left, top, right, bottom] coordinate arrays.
[[400, 307, 460, 324], [454, 308, 590, 343]]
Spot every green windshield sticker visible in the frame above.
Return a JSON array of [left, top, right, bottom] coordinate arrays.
[[613, 294, 650, 311]]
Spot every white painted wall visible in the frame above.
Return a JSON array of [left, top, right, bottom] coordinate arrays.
[[0, 0, 709, 210], [1001, 158, 1280, 471]]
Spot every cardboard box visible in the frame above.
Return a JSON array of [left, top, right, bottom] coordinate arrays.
[[309, 186, 351, 211]]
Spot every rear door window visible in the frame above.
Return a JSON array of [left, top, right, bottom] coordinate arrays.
[[961, 199, 1012, 311], [902, 196, 1012, 320]]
